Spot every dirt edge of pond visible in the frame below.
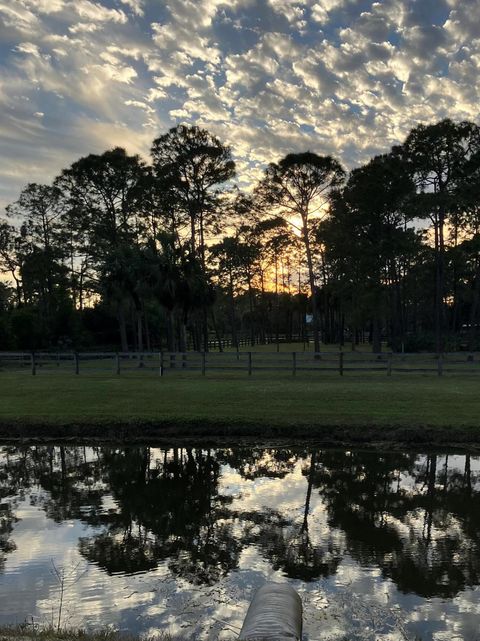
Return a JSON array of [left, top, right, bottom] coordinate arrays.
[[0, 419, 479, 451]]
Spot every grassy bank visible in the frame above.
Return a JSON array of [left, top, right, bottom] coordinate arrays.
[[1, 370, 479, 446], [0, 628, 171, 641]]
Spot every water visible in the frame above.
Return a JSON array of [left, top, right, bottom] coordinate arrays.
[[0, 446, 479, 641]]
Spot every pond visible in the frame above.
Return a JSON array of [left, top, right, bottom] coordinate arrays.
[[0, 445, 479, 641]]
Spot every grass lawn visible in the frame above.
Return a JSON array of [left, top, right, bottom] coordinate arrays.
[[0, 369, 479, 432]]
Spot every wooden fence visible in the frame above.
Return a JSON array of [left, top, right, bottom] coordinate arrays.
[[1, 350, 480, 376], [201, 334, 309, 351]]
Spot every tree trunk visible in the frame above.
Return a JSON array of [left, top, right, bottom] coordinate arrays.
[[211, 308, 223, 352], [302, 451, 317, 534], [199, 213, 206, 273], [247, 274, 255, 347], [203, 305, 209, 352], [190, 213, 196, 256], [450, 217, 460, 335], [136, 309, 143, 353], [229, 270, 238, 350], [166, 309, 175, 352], [117, 304, 128, 352], [372, 313, 382, 353], [435, 209, 446, 353], [179, 319, 187, 355], [275, 251, 280, 352], [144, 304, 152, 352], [468, 256, 480, 350], [424, 454, 437, 545], [303, 219, 320, 353], [464, 454, 471, 495]]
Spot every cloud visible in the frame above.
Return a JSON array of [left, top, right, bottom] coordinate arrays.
[[74, 0, 127, 23], [0, 1, 40, 32], [269, 0, 306, 26], [23, 0, 66, 13], [311, 0, 347, 25], [119, 0, 145, 16], [1, 0, 480, 214], [68, 22, 100, 33]]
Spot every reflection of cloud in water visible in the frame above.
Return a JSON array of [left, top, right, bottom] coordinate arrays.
[[0, 447, 479, 640]]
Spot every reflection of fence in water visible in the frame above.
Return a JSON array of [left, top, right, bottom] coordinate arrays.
[[1, 350, 480, 376]]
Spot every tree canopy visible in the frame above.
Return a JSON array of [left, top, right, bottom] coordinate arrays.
[[2, 120, 480, 353]]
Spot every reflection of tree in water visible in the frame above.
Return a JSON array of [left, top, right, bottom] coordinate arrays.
[[249, 452, 342, 580], [218, 448, 341, 580], [0, 445, 49, 571], [0, 502, 18, 572], [79, 447, 243, 584], [77, 447, 334, 584], [382, 453, 480, 597], [34, 446, 106, 524], [311, 450, 480, 598], [1, 445, 480, 600], [218, 448, 300, 479], [1, 445, 111, 573], [79, 533, 160, 575]]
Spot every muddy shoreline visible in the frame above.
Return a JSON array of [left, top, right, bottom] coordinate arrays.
[[0, 419, 479, 451]]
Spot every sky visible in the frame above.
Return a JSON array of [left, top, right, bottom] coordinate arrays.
[[1, 0, 480, 212]]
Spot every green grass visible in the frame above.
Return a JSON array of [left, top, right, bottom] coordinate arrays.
[[1, 369, 479, 430]]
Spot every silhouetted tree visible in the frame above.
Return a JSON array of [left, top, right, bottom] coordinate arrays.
[[255, 153, 345, 352], [322, 154, 417, 351], [395, 119, 480, 352]]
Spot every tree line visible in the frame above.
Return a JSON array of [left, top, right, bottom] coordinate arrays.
[[1, 118, 480, 353]]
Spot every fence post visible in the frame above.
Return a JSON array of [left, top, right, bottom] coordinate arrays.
[[292, 351, 296, 376], [437, 353, 443, 377], [31, 352, 36, 376], [248, 351, 252, 376], [387, 353, 392, 377], [339, 351, 344, 376], [115, 352, 120, 375], [74, 352, 79, 375], [202, 351, 206, 376], [160, 351, 164, 377]]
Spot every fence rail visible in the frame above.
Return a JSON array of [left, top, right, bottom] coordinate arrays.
[[1, 350, 480, 377], [201, 334, 310, 351]]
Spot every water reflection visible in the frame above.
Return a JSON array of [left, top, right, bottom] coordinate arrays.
[[309, 451, 480, 598], [0, 446, 479, 640]]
